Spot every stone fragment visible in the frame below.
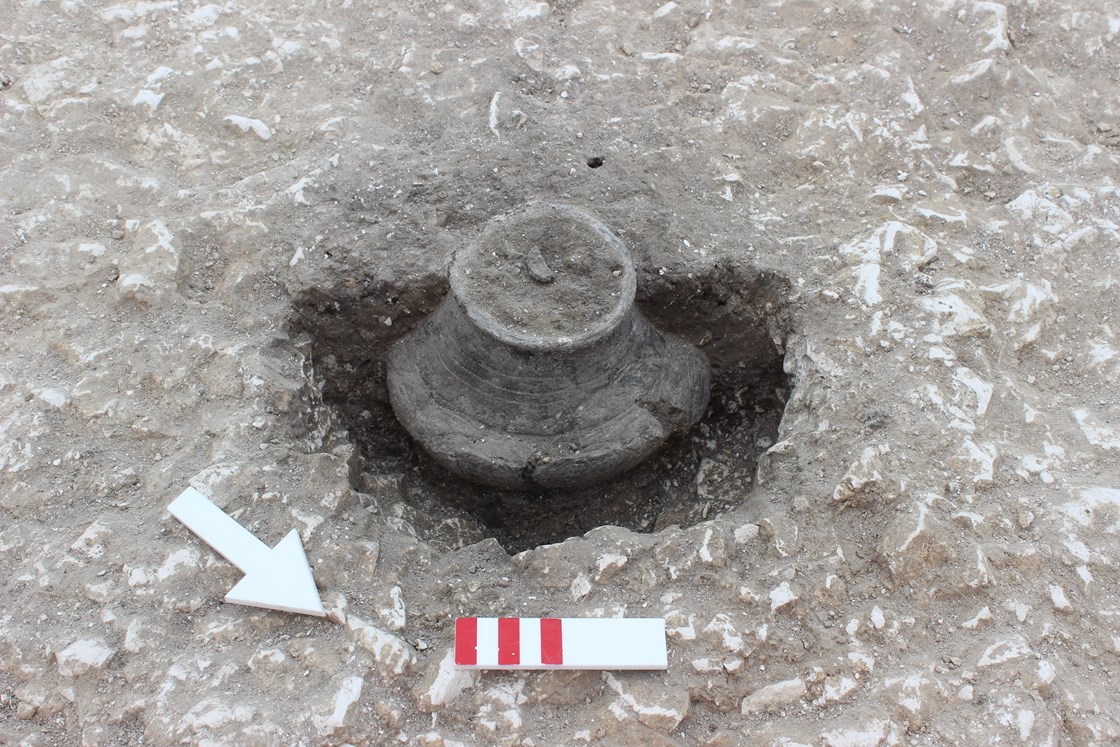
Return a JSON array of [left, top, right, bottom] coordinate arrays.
[[921, 292, 990, 339], [379, 585, 407, 631], [570, 572, 593, 600], [693, 524, 728, 567], [881, 672, 951, 730], [1023, 658, 1056, 694], [55, 638, 115, 677], [605, 674, 689, 732], [703, 613, 747, 654], [593, 552, 629, 582], [416, 649, 476, 711], [832, 445, 897, 509], [70, 520, 111, 559], [769, 581, 799, 612], [525, 246, 556, 283], [878, 500, 954, 581], [733, 523, 760, 544], [123, 619, 154, 653], [664, 611, 697, 641], [414, 732, 469, 747], [346, 615, 414, 678], [976, 634, 1031, 668], [1048, 584, 1072, 612], [815, 673, 861, 706], [475, 682, 527, 744], [312, 675, 363, 734], [820, 717, 902, 746], [247, 647, 289, 675], [224, 115, 273, 140], [741, 678, 806, 713], [174, 698, 256, 739], [960, 606, 992, 629], [758, 516, 800, 558], [526, 670, 601, 706]]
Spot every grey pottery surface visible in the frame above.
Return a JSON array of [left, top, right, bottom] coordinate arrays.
[[387, 204, 710, 489]]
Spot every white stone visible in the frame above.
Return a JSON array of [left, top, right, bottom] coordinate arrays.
[[56, 639, 115, 676], [224, 115, 273, 141], [741, 678, 807, 713], [594, 552, 628, 580], [769, 581, 798, 611], [379, 585, 407, 631], [832, 445, 891, 506], [1048, 584, 1072, 611], [815, 675, 860, 706], [313, 675, 363, 733], [664, 611, 696, 641], [976, 635, 1031, 668], [820, 718, 896, 747], [703, 613, 744, 653], [1072, 410, 1120, 450], [570, 572, 592, 600], [605, 673, 688, 732], [420, 649, 476, 709], [960, 606, 993, 629], [346, 615, 414, 677], [71, 520, 110, 559], [175, 698, 255, 735], [733, 523, 760, 543], [696, 525, 727, 567], [157, 546, 200, 581]]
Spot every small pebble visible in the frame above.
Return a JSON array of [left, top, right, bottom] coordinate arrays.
[[526, 246, 557, 284]]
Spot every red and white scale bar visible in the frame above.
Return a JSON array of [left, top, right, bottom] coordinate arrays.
[[455, 617, 667, 670]]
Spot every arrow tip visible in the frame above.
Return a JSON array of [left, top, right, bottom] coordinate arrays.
[[225, 529, 325, 617]]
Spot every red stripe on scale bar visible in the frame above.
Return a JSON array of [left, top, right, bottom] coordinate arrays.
[[541, 618, 563, 665], [455, 617, 477, 666], [498, 617, 520, 665]]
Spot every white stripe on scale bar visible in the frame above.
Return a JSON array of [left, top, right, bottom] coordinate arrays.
[[475, 617, 499, 667], [520, 617, 541, 666], [560, 618, 667, 669]]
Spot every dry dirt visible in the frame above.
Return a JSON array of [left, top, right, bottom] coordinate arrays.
[[3, 0, 1120, 745]]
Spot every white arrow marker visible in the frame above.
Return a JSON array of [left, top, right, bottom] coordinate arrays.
[[167, 487, 325, 617]]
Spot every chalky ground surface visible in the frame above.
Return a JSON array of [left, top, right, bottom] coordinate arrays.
[[2, 0, 1120, 744]]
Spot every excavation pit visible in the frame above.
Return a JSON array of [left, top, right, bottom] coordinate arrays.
[[290, 247, 792, 553]]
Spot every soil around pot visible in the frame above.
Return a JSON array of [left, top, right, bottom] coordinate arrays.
[[289, 259, 792, 553]]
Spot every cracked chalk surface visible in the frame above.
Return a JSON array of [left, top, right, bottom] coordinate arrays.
[[2, 0, 1120, 745]]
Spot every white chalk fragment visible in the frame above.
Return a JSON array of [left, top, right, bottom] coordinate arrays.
[[976, 635, 1031, 668], [132, 89, 164, 111], [1048, 584, 1072, 611], [224, 115, 273, 141], [313, 675, 363, 732], [961, 606, 993, 629], [768, 581, 798, 611], [1072, 409, 1120, 450], [56, 638, 115, 676], [488, 92, 501, 136], [741, 678, 806, 713]]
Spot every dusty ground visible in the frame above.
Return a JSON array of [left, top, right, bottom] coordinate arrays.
[[3, 0, 1120, 744]]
